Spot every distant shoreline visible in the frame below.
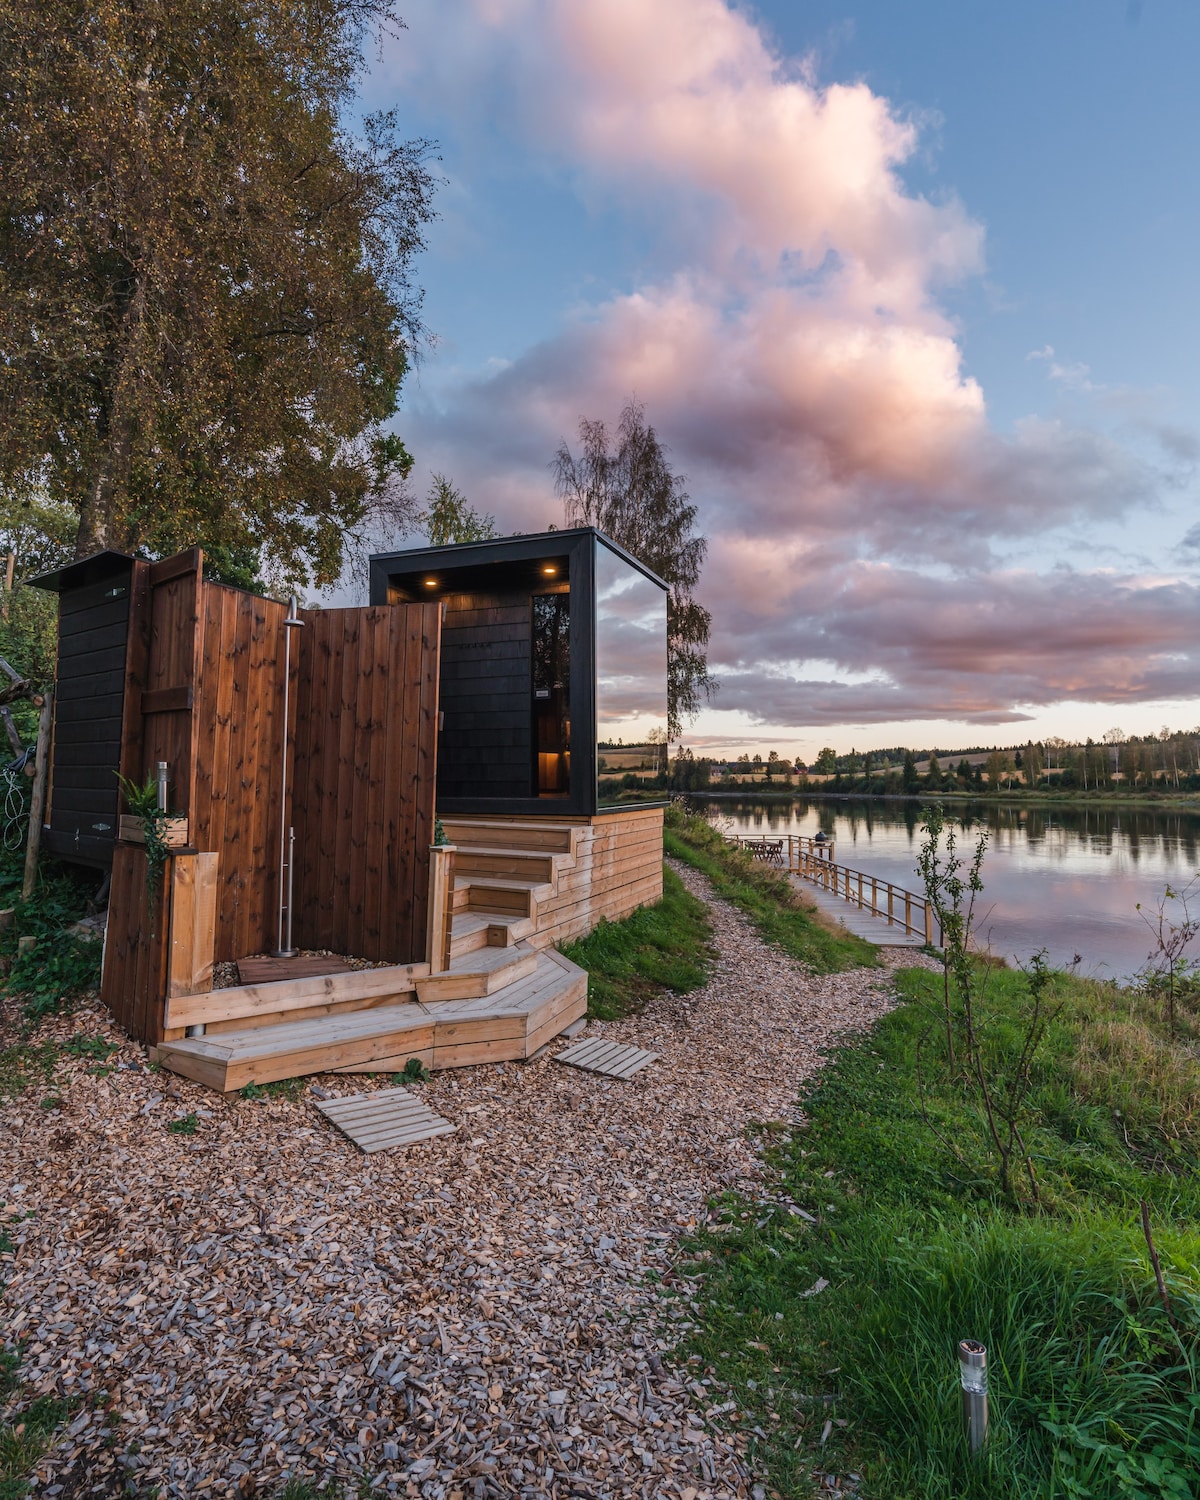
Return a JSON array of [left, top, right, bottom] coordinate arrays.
[[689, 788, 1200, 811]]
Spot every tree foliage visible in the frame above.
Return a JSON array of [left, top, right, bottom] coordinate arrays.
[[553, 400, 714, 739], [418, 474, 497, 547], [0, 0, 437, 584]]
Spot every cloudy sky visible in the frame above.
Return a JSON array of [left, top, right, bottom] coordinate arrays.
[[360, 0, 1200, 757]]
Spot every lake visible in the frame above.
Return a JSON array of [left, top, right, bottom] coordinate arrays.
[[693, 797, 1200, 982]]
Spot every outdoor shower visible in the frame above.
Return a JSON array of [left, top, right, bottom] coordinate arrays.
[[273, 595, 304, 957]]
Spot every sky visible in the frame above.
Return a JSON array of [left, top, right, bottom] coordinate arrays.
[[354, 0, 1200, 759]]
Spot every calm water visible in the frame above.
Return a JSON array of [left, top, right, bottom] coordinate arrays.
[[694, 797, 1200, 982]]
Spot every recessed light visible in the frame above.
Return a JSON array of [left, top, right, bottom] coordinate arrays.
[[542, 565, 557, 576], [424, 578, 438, 588]]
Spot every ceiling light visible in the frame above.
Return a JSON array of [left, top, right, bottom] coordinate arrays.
[[424, 577, 438, 587], [542, 565, 557, 576]]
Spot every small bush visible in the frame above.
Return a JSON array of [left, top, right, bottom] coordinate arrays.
[[6, 934, 102, 1023], [395, 1057, 430, 1084], [167, 1113, 198, 1136]]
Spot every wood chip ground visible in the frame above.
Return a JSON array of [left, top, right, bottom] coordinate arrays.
[[2, 860, 938, 1498]]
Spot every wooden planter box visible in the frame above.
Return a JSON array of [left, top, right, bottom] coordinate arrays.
[[118, 813, 190, 848]]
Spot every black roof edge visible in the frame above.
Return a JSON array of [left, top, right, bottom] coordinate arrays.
[[369, 526, 668, 592], [27, 550, 136, 594]]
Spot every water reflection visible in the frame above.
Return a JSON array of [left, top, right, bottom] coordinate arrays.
[[695, 797, 1200, 981]]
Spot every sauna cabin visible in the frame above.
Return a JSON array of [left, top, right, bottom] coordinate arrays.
[[368, 527, 670, 816], [23, 532, 669, 1088]]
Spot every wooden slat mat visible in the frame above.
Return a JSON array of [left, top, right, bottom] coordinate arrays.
[[315, 1087, 457, 1153], [555, 1036, 658, 1079]]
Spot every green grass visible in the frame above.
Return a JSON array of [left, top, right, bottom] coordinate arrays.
[[0, 1349, 77, 1500], [676, 962, 1200, 1498], [240, 1077, 307, 1102], [559, 862, 715, 1020], [0, 1041, 57, 1105], [663, 803, 877, 973]]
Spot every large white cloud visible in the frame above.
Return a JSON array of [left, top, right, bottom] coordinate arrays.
[[377, 0, 1198, 729]]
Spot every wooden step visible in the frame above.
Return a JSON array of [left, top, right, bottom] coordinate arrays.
[[451, 846, 560, 884], [158, 951, 589, 1090], [158, 1002, 435, 1092], [416, 941, 539, 1003], [456, 876, 553, 918], [441, 819, 577, 855], [448, 911, 536, 958]]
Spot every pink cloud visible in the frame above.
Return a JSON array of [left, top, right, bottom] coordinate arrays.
[[379, 0, 1197, 730]]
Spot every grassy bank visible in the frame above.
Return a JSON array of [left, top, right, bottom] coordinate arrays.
[[559, 862, 715, 1020], [663, 804, 877, 972], [677, 961, 1200, 1498]]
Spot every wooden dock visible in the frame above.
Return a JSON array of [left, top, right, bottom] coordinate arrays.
[[734, 834, 938, 949]]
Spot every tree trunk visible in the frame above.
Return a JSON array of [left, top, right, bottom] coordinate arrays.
[[75, 273, 147, 559]]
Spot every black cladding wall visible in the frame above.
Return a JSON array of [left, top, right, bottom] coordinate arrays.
[[437, 590, 532, 800], [48, 563, 133, 866]]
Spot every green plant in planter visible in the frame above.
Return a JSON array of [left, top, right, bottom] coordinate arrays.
[[433, 817, 449, 847], [115, 772, 176, 913]]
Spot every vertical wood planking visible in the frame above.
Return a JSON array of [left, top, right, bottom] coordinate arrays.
[[167, 852, 219, 998], [290, 604, 440, 963]]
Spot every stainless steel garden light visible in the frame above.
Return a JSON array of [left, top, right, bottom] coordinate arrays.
[[958, 1339, 988, 1455]]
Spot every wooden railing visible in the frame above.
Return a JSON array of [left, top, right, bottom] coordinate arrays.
[[735, 833, 938, 944], [734, 833, 835, 866]]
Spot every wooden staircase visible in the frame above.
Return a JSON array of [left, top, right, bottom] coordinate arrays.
[[156, 820, 592, 1092]]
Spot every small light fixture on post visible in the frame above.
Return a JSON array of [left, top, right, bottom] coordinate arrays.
[[156, 760, 169, 813], [958, 1339, 988, 1456], [274, 596, 304, 959]]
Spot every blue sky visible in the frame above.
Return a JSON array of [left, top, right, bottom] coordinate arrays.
[[354, 0, 1200, 757]]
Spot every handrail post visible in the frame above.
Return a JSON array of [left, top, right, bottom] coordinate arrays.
[[924, 901, 933, 945], [905, 891, 912, 934], [426, 842, 456, 975], [872, 876, 878, 917], [857, 871, 863, 909], [888, 885, 894, 926]]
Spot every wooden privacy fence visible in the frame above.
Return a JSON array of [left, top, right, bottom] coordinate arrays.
[[97, 548, 442, 1045]]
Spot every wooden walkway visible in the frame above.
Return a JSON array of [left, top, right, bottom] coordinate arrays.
[[793, 874, 929, 947], [733, 834, 938, 949]]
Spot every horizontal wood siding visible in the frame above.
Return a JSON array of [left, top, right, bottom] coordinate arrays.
[[291, 602, 441, 963], [46, 566, 133, 863], [437, 591, 531, 800]]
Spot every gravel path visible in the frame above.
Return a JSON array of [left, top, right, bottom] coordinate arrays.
[[3, 862, 927, 1499]]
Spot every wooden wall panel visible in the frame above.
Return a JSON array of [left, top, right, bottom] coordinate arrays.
[[44, 565, 132, 866], [437, 591, 531, 799], [190, 585, 289, 962], [99, 843, 171, 1046], [291, 602, 441, 963]]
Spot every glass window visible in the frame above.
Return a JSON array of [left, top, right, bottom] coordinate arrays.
[[594, 539, 668, 806], [532, 592, 570, 795]]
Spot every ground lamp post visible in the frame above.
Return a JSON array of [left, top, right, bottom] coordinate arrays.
[[958, 1339, 988, 1455], [274, 597, 303, 958]]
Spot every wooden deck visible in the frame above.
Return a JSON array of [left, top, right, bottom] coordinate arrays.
[[155, 811, 662, 1092]]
